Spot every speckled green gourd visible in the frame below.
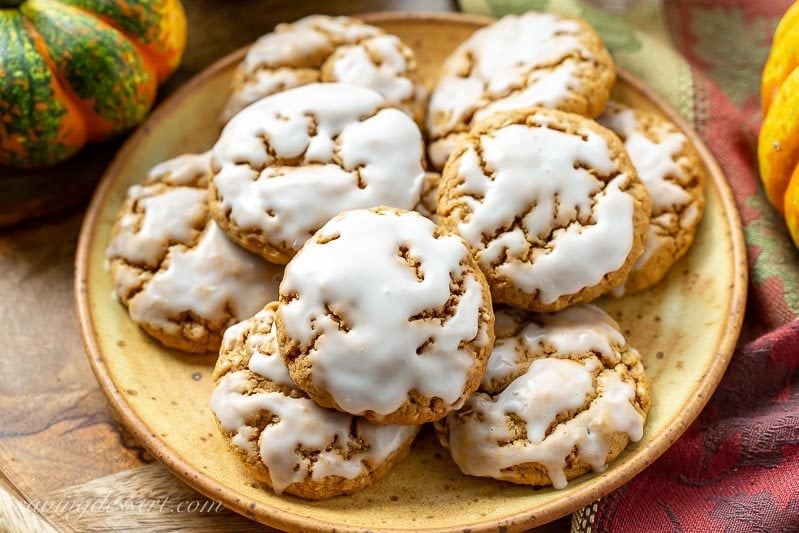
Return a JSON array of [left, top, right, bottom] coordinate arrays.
[[0, 0, 186, 168]]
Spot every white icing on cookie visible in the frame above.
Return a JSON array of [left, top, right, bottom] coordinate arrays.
[[212, 83, 425, 256], [247, 326, 294, 387], [107, 153, 285, 351], [428, 133, 465, 171], [427, 12, 594, 168], [473, 62, 581, 123], [107, 184, 207, 268], [147, 151, 214, 186], [483, 305, 624, 391], [242, 25, 332, 73], [107, 152, 215, 269], [224, 68, 314, 121], [452, 120, 635, 304], [279, 208, 489, 417], [599, 107, 690, 213], [326, 34, 423, 111], [447, 357, 644, 489], [221, 307, 294, 387], [292, 14, 382, 43], [211, 370, 416, 493], [128, 222, 281, 335], [223, 15, 423, 123], [599, 103, 700, 295]]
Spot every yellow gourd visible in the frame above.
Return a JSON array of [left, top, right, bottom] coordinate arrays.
[[759, 0, 799, 246]]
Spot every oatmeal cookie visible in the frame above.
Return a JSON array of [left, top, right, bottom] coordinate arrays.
[[598, 102, 705, 295], [426, 12, 615, 169], [413, 171, 441, 221], [437, 107, 651, 312], [211, 302, 418, 500], [437, 304, 650, 489], [276, 207, 495, 425], [210, 83, 426, 264], [106, 152, 283, 353], [222, 15, 427, 125]]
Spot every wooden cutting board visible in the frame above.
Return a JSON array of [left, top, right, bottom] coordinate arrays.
[[0, 0, 567, 530]]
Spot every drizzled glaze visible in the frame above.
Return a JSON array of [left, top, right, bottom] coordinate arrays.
[[279, 208, 490, 418], [212, 83, 425, 258], [445, 304, 645, 489], [449, 118, 636, 305], [427, 12, 598, 168], [211, 304, 416, 494]]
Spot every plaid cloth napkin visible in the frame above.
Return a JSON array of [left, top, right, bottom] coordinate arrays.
[[458, 0, 799, 530]]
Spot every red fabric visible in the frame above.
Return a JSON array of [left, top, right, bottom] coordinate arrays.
[[594, 1, 799, 530], [596, 323, 799, 531]]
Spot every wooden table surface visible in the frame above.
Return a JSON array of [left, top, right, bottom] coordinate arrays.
[[0, 1, 568, 531]]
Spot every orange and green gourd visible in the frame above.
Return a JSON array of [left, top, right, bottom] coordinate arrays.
[[0, 0, 186, 167]]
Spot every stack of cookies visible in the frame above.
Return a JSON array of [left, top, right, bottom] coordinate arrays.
[[106, 12, 705, 499]]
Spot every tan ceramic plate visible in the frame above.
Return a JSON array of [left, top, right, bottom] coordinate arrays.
[[76, 12, 747, 533]]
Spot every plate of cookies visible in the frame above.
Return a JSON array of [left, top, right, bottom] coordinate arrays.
[[76, 11, 748, 532]]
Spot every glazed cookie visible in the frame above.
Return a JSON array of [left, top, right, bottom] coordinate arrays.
[[211, 302, 418, 500], [598, 102, 705, 294], [426, 12, 615, 169], [437, 304, 650, 489], [210, 83, 426, 264], [413, 171, 441, 221], [106, 152, 283, 353], [277, 207, 495, 425], [222, 15, 427, 124], [437, 108, 651, 312]]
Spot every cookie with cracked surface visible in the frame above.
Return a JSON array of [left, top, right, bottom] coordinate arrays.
[[210, 83, 427, 264], [413, 171, 441, 221], [222, 15, 427, 125], [276, 207, 496, 425], [437, 304, 650, 489], [598, 102, 705, 295], [106, 152, 283, 353], [210, 302, 418, 500], [437, 107, 651, 312], [426, 12, 615, 169]]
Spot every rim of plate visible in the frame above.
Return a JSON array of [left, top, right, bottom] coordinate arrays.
[[75, 11, 748, 532]]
